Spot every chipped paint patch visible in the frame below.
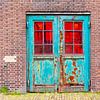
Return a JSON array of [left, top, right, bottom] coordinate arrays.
[[64, 59, 84, 85]]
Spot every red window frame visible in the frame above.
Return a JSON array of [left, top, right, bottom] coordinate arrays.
[[64, 21, 83, 54], [34, 21, 53, 55]]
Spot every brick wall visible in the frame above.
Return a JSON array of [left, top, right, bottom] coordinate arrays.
[[0, 0, 100, 92]]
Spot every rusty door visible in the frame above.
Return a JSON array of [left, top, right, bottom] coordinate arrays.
[[58, 16, 90, 92], [27, 16, 60, 92], [26, 15, 90, 92]]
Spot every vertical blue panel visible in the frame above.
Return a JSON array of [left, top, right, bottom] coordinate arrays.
[[83, 16, 90, 91], [26, 16, 34, 92], [53, 16, 60, 89]]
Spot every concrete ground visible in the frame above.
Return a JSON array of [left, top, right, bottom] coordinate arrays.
[[0, 92, 100, 100]]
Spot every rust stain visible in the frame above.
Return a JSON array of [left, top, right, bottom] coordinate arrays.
[[69, 76, 74, 82], [59, 30, 66, 86], [72, 61, 76, 66], [54, 64, 56, 67], [60, 31, 63, 42], [72, 71, 76, 75], [74, 67, 77, 71]]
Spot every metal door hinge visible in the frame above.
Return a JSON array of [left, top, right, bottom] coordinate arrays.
[[26, 21, 29, 29], [88, 21, 91, 29], [28, 79, 30, 86]]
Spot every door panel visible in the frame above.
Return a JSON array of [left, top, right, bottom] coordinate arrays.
[[59, 16, 90, 92], [33, 59, 55, 85], [64, 59, 84, 85]]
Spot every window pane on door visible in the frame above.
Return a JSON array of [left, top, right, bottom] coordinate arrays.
[[65, 31, 73, 44], [65, 45, 73, 54], [44, 31, 52, 44], [44, 45, 53, 54], [74, 31, 82, 44], [34, 22, 43, 30], [74, 45, 83, 54], [64, 22, 73, 30], [74, 22, 82, 30], [34, 45, 43, 54], [44, 22, 52, 30], [34, 31, 43, 44]]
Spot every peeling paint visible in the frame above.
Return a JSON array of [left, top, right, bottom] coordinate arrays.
[[69, 76, 74, 82], [72, 71, 76, 75], [74, 68, 78, 71], [73, 61, 76, 66]]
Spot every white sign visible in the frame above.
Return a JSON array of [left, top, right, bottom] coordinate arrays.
[[3, 56, 17, 62]]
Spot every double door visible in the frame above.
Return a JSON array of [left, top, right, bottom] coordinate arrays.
[[26, 15, 90, 92]]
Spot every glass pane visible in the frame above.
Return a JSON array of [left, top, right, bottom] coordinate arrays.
[[74, 32, 82, 44], [34, 45, 43, 54], [74, 22, 82, 30], [74, 45, 83, 54], [34, 22, 43, 30], [44, 45, 53, 54], [65, 45, 73, 54], [44, 22, 52, 30], [44, 31, 52, 44], [65, 31, 73, 44], [64, 22, 73, 30], [34, 31, 43, 44]]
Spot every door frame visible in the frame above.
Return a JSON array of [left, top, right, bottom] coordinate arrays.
[[26, 13, 91, 92]]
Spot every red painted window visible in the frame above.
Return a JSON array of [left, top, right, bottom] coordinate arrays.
[[34, 22, 43, 30], [74, 45, 83, 54], [65, 31, 73, 44], [34, 21, 53, 55], [34, 31, 43, 44], [44, 22, 52, 30], [34, 45, 43, 54], [65, 45, 73, 54], [44, 31, 52, 44], [64, 21, 83, 54], [44, 45, 52, 54], [74, 22, 82, 30], [64, 22, 73, 30], [74, 32, 82, 44]]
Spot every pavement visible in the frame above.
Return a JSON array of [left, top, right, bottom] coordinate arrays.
[[0, 92, 100, 100]]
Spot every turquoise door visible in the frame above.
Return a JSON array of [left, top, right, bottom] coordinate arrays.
[[26, 15, 90, 92]]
